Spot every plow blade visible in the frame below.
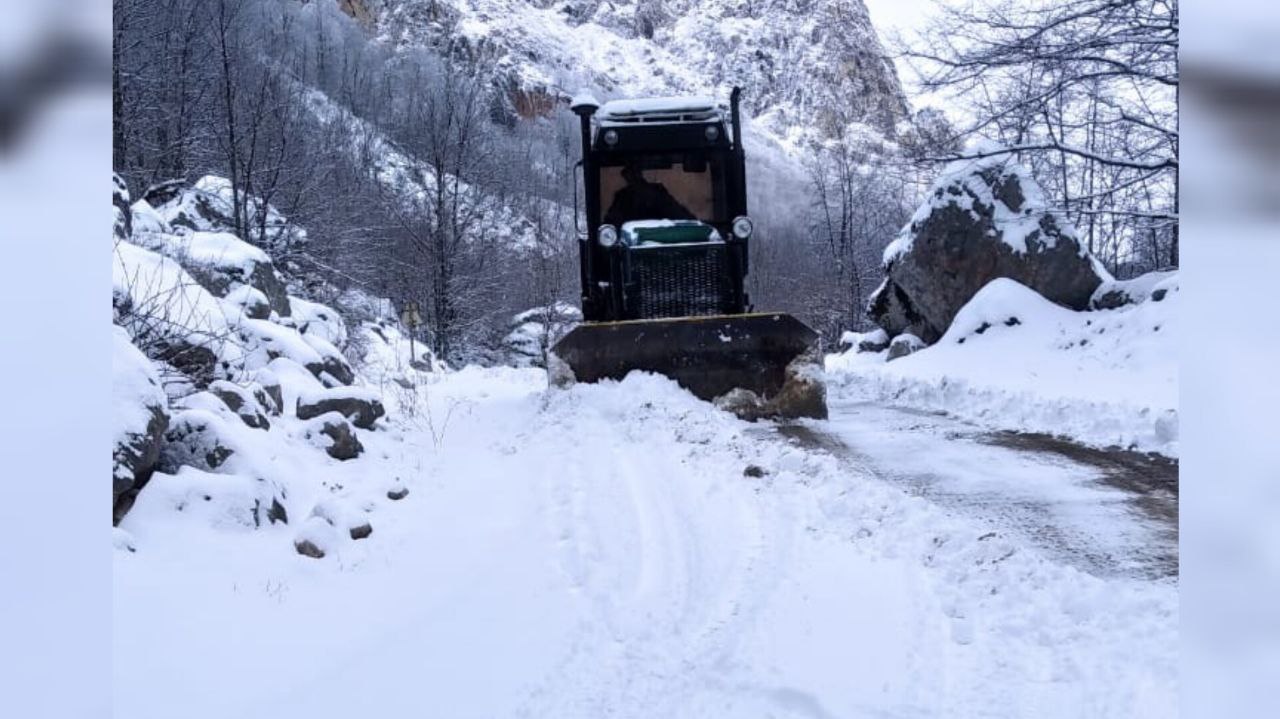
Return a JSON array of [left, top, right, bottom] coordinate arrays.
[[552, 312, 826, 419]]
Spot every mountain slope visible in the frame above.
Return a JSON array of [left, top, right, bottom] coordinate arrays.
[[353, 0, 910, 147]]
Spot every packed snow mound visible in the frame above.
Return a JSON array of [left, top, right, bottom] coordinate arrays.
[[832, 277, 1179, 455], [870, 142, 1109, 344]]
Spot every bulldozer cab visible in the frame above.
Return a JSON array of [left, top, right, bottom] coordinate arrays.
[[598, 153, 726, 228], [570, 92, 749, 323]]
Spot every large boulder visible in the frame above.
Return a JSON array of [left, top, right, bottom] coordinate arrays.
[[870, 143, 1108, 344], [112, 328, 169, 524]]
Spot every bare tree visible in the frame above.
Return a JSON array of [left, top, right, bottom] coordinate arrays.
[[903, 0, 1179, 273]]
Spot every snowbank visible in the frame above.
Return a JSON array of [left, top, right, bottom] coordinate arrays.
[[829, 277, 1179, 456]]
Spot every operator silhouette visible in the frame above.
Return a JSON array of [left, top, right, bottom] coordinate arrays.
[[603, 162, 695, 226]]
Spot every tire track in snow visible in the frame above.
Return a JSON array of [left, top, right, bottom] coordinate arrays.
[[519, 397, 790, 716]]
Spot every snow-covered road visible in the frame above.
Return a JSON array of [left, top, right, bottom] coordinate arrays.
[[114, 370, 1177, 718]]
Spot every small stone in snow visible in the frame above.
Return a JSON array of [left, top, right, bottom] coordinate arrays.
[[349, 523, 373, 540], [387, 487, 409, 501], [743, 465, 766, 478], [295, 539, 325, 559]]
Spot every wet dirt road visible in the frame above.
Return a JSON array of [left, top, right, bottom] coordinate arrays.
[[769, 399, 1178, 580]]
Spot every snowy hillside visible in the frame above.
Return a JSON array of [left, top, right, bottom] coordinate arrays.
[[359, 0, 910, 150], [831, 275, 1180, 456], [111, 173, 428, 532]]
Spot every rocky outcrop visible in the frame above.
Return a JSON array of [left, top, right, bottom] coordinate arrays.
[[365, 1, 908, 140], [112, 176, 385, 531], [870, 147, 1107, 344]]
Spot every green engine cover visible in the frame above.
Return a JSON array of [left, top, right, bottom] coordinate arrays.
[[621, 220, 722, 246]]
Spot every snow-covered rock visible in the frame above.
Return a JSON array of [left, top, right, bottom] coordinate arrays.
[[113, 173, 131, 242], [838, 328, 889, 353], [237, 318, 354, 386], [152, 174, 307, 258], [207, 380, 273, 430], [113, 240, 245, 386], [870, 143, 1109, 343], [296, 386, 386, 429], [886, 333, 924, 361], [132, 229, 292, 318], [503, 302, 581, 368], [223, 285, 272, 320], [288, 296, 348, 347], [129, 198, 171, 237], [301, 413, 365, 460], [113, 327, 169, 524], [158, 409, 244, 474], [1091, 269, 1178, 310], [294, 515, 337, 558], [128, 467, 288, 532]]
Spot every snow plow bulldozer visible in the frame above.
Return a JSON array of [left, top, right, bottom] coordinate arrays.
[[551, 88, 826, 420]]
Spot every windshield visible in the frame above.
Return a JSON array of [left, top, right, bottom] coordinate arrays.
[[600, 154, 726, 227]]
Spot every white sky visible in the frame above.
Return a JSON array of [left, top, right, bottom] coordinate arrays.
[[862, 0, 946, 112]]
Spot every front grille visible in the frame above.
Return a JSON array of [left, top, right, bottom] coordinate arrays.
[[628, 244, 737, 319]]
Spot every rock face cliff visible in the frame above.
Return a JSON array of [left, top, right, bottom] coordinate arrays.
[[348, 0, 910, 145]]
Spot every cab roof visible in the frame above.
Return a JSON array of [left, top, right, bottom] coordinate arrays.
[[598, 95, 722, 125]]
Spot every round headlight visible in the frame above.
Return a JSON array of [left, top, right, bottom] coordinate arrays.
[[603, 129, 618, 146], [598, 224, 619, 247], [705, 125, 720, 141], [731, 215, 753, 239]]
